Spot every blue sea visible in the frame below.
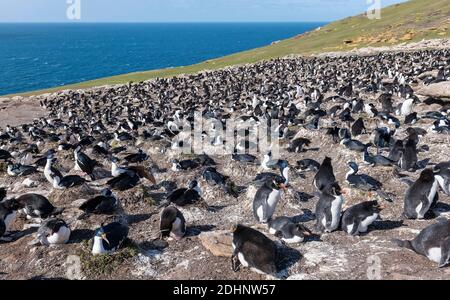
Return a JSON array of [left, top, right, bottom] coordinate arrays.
[[0, 23, 325, 96]]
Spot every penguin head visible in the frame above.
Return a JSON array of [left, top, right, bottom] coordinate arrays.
[[0, 198, 22, 211], [327, 182, 342, 197], [370, 200, 385, 213], [94, 226, 110, 245], [292, 224, 312, 239], [270, 175, 287, 191], [188, 180, 198, 189], [419, 168, 435, 182], [348, 162, 359, 173], [277, 160, 289, 171], [101, 189, 113, 197]]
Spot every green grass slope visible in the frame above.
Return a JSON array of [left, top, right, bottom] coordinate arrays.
[[8, 0, 450, 97]]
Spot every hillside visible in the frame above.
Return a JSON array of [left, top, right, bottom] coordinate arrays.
[[7, 0, 450, 98]]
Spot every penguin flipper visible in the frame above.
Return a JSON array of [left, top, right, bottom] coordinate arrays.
[[349, 219, 361, 236], [400, 178, 415, 187], [375, 190, 393, 202], [392, 238, 414, 251], [438, 237, 450, 268]]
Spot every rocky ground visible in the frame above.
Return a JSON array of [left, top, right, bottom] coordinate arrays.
[[0, 41, 450, 280]]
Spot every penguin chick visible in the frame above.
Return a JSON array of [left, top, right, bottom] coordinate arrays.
[[393, 218, 450, 268], [315, 182, 344, 233], [160, 206, 186, 241], [268, 216, 311, 244], [31, 218, 71, 246], [342, 200, 384, 235], [231, 224, 278, 276]]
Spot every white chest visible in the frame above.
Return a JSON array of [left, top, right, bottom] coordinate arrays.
[[92, 236, 109, 255], [170, 217, 184, 237], [4, 211, 17, 232], [358, 213, 379, 233], [266, 190, 281, 217], [427, 247, 442, 263], [427, 179, 438, 203], [330, 196, 344, 230], [46, 226, 71, 245]]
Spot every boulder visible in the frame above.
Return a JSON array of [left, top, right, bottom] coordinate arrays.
[[416, 82, 450, 99], [198, 230, 233, 257]]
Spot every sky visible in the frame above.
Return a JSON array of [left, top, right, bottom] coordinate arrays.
[[0, 0, 407, 23]]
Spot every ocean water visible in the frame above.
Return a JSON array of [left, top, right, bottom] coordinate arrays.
[[0, 22, 325, 96]]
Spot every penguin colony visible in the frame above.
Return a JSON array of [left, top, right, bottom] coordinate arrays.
[[0, 48, 450, 279]]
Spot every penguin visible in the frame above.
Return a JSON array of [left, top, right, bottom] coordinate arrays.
[[31, 218, 71, 246], [254, 160, 290, 185], [0, 198, 21, 241], [123, 149, 148, 163], [92, 222, 129, 255], [313, 157, 336, 191], [78, 189, 118, 218], [364, 103, 378, 117], [341, 200, 384, 235], [114, 131, 134, 142], [373, 127, 394, 149], [6, 162, 37, 177], [351, 118, 366, 137], [0, 188, 6, 201], [253, 176, 286, 223], [399, 138, 418, 171], [0, 149, 12, 160], [160, 206, 186, 241], [15, 193, 64, 220], [231, 224, 277, 276], [403, 168, 439, 219], [315, 182, 344, 233], [268, 216, 311, 244], [399, 98, 415, 116], [345, 162, 392, 201], [388, 140, 404, 163], [166, 180, 203, 207], [43, 153, 63, 185], [393, 218, 450, 268], [434, 162, 450, 196], [231, 153, 256, 163], [363, 148, 396, 167], [92, 141, 109, 156], [340, 138, 371, 152], [287, 138, 311, 153], [171, 159, 200, 172], [202, 167, 239, 198], [74, 146, 98, 181], [431, 120, 450, 134], [405, 112, 418, 125], [296, 159, 320, 173], [52, 175, 86, 190], [110, 157, 156, 183], [107, 172, 140, 191]]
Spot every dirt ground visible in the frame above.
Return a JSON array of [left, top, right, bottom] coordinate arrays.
[[0, 43, 450, 280]]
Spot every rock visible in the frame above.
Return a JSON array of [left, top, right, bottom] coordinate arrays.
[[22, 178, 36, 188], [198, 230, 233, 257], [416, 82, 450, 99], [391, 273, 421, 280], [287, 273, 318, 280]]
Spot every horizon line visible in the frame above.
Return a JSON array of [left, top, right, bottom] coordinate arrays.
[[0, 21, 330, 24]]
